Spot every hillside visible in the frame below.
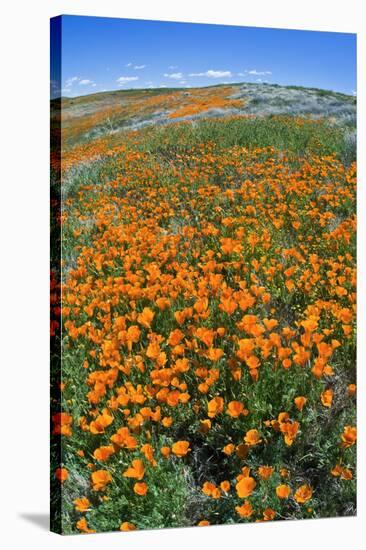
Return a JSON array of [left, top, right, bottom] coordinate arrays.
[[52, 82, 356, 150], [51, 80, 356, 534]]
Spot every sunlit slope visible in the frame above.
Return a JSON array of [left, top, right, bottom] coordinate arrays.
[[52, 82, 356, 148]]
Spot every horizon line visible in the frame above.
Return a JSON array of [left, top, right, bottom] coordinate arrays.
[[51, 80, 357, 101]]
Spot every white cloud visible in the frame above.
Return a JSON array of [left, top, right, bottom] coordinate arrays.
[[159, 84, 167, 88], [169, 65, 178, 69], [179, 80, 186, 85], [125, 62, 132, 67], [116, 76, 139, 85], [163, 72, 183, 80], [246, 69, 272, 76], [79, 79, 93, 85], [188, 70, 232, 78], [65, 76, 79, 87], [134, 64, 146, 70]]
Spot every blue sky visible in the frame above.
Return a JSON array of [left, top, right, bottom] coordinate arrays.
[[51, 15, 356, 98]]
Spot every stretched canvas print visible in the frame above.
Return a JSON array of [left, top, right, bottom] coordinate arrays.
[[50, 15, 357, 535]]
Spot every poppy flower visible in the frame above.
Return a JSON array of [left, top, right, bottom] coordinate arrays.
[[294, 396, 307, 411], [263, 508, 276, 521], [123, 459, 145, 480], [223, 443, 235, 455], [330, 464, 352, 480], [236, 476, 256, 498], [320, 389, 333, 408], [74, 497, 91, 512], [235, 501, 253, 517], [244, 429, 262, 446], [227, 401, 247, 418], [162, 416, 173, 427], [110, 427, 137, 450], [172, 440, 191, 457], [280, 420, 299, 446], [202, 481, 217, 497], [206, 347, 224, 362], [161, 445, 171, 457], [207, 396, 224, 418], [133, 482, 148, 496], [120, 522, 136, 531], [340, 426, 357, 448], [257, 466, 274, 480], [93, 445, 115, 462], [55, 467, 68, 483], [137, 307, 155, 328], [220, 480, 230, 492], [294, 484, 313, 504], [52, 412, 73, 437], [76, 518, 95, 533], [91, 469, 112, 491], [126, 325, 141, 351], [276, 484, 291, 499], [199, 419, 212, 433], [141, 444, 157, 466], [89, 409, 114, 434]]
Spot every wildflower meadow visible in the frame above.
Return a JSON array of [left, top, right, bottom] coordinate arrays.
[[50, 81, 356, 534]]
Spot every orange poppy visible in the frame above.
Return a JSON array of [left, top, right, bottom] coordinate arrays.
[[93, 445, 115, 461], [207, 396, 224, 418], [91, 469, 112, 491], [236, 476, 256, 498], [294, 484, 313, 504], [340, 426, 357, 448], [134, 482, 148, 496], [227, 401, 247, 418], [171, 440, 191, 457], [120, 522, 136, 531], [137, 307, 155, 328], [74, 497, 91, 512], [235, 501, 253, 518], [276, 484, 291, 499], [76, 518, 95, 533], [294, 396, 307, 411], [55, 467, 68, 483], [320, 389, 333, 408], [257, 466, 274, 480], [123, 459, 145, 480], [244, 429, 262, 446]]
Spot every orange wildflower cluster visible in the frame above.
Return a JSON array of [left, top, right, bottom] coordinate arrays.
[[56, 86, 245, 170], [168, 86, 243, 119], [53, 112, 356, 532]]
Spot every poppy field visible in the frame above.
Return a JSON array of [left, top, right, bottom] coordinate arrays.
[[51, 83, 356, 534]]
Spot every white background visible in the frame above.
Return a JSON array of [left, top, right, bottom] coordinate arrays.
[[0, 0, 364, 548]]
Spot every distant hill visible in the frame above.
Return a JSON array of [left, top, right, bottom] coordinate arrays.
[[52, 82, 356, 148]]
